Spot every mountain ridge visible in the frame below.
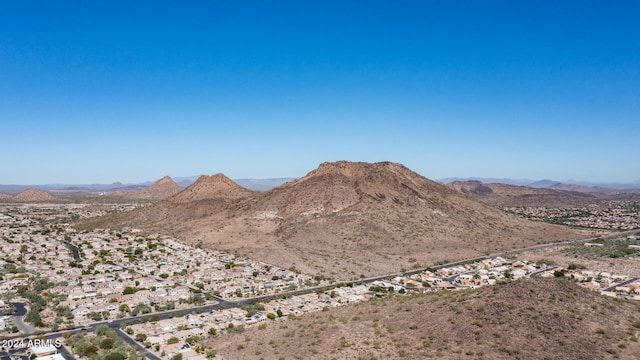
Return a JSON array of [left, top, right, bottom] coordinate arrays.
[[77, 161, 582, 279]]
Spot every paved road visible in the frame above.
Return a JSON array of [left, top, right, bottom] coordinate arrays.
[[115, 328, 162, 360], [7, 229, 637, 359], [602, 277, 640, 292], [56, 342, 77, 360], [63, 241, 81, 260], [528, 266, 558, 278], [9, 303, 34, 335]]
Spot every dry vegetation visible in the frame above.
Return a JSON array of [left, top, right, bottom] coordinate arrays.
[[78, 161, 582, 280], [447, 180, 640, 208], [203, 278, 640, 360]]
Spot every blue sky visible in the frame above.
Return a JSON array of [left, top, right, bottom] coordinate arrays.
[[1, 1, 639, 184]]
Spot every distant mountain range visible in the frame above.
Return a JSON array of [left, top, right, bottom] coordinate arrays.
[[439, 177, 640, 191], [0, 177, 295, 194], [2, 175, 638, 196]]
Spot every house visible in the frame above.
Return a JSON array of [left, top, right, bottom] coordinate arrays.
[[455, 274, 473, 286], [30, 345, 58, 357], [36, 355, 66, 360]]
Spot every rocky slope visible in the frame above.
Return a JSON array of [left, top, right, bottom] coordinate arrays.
[[448, 180, 602, 207], [78, 161, 582, 279], [203, 278, 640, 359], [121, 176, 182, 201]]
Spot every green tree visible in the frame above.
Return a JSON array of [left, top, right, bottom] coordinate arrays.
[[83, 345, 98, 357], [99, 338, 114, 350], [104, 353, 124, 360], [95, 324, 110, 336]]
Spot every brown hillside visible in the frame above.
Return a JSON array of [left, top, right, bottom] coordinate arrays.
[[447, 180, 495, 196], [124, 176, 182, 201], [0, 192, 13, 201], [77, 161, 581, 279], [203, 278, 640, 360], [448, 180, 601, 208], [13, 188, 57, 202], [168, 173, 254, 203]]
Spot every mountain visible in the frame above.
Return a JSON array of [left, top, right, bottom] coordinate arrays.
[[77, 161, 580, 279], [0, 192, 13, 201], [13, 188, 57, 202], [548, 183, 613, 194], [234, 178, 295, 191], [0, 177, 293, 195], [172, 175, 201, 188], [173, 176, 294, 190], [168, 173, 254, 203], [119, 176, 182, 201], [447, 180, 495, 196], [440, 178, 640, 191], [527, 179, 560, 188], [447, 180, 640, 207], [439, 177, 534, 186], [203, 278, 640, 359], [447, 180, 600, 207]]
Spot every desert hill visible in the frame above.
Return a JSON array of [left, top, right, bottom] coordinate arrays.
[[0, 192, 13, 201], [117, 176, 182, 201], [448, 180, 601, 207], [203, 278, 640, 359], [12, 188, 57, 202], [168, 173, 254, 203], [77, 161, 582, 279]]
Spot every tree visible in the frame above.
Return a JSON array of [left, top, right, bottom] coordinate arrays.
[[123, 287, 139, 295], [243, 305, 257, 317], [99, 338, 114, 350], [167, 337, 179, 345], [267, 313, 276, 320], [185, 335, 200, 345], [135, 333, 147, 342], [119, 304, 130, 313], [95, 324, 110, 336], [83, 345, 98, 357], [171, 354, 182, 360], [276, 309, 283, 318], [208, 328, 217, 336], [104, 353, 124, 360], [89, 312, 103, 321]]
